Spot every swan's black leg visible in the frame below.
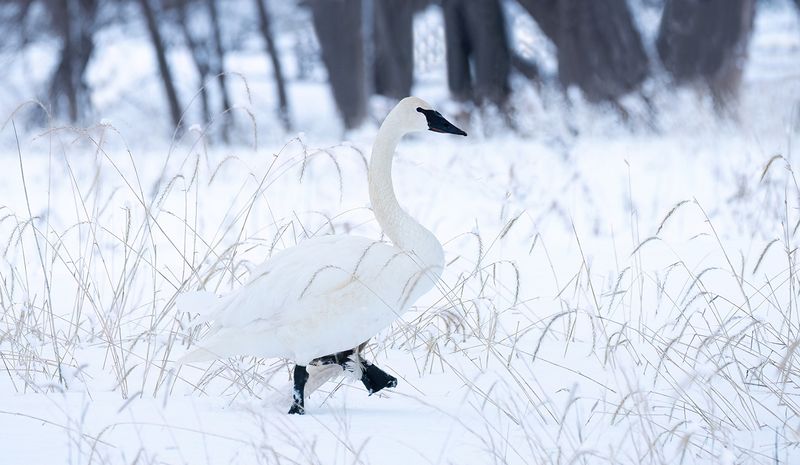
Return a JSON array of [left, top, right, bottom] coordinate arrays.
[[312, 348, 354, 366], [288, 364, 309, 415], [310, 342, 398, 395]]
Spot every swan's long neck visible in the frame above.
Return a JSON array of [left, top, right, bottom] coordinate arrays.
[[369, 122, 444, 269]]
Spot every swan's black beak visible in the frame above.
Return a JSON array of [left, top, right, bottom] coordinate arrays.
[[417, 107, 467, 136]]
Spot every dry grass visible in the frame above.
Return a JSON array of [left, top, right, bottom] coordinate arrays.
[[1, 102, 800, 464]]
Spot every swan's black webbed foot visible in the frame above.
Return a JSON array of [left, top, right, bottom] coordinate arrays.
[[360, 361, 397, 395], [288, 402, 304, 415], [288, 364, 309, 415]]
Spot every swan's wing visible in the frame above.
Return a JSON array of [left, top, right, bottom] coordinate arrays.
[[182, 234, 442, 362], [205, 235, 413, 329]]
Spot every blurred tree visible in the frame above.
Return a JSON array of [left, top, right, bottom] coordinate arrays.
[[254, 0, 291, 130], [177, 0, 212, 128], [139, 0, 183, 131], [372, 0, 414, 99], [168, 0, 235, 139], [0, 0, 112, 122], [47, 0, 100, 122], [558, 0, 649, 103], [308, 0, 367, 129], [517, 0, 649, 104], [657, 0, 756, 109], [441, 0, 510, 107], [207, 0, 234, 141]]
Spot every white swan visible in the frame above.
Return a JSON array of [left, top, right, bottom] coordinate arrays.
[[178, 96, 466, 414]]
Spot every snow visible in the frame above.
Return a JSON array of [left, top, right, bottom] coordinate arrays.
[[2, 2, 800, 464]]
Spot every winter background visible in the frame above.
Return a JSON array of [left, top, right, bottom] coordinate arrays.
[[1, 0, 800, 464]]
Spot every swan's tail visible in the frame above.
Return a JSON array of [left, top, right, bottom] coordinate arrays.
[[178, 347, 221, 364], [176, 290, 218, 317], [176, 290, 221, 364]]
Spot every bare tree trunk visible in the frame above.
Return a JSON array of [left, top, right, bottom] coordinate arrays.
[[254, 0, 291, 130], [47, 0, 98, 122], [308, 0, 367, 130], [557, 0, 648, 103], [517, 0, 648, 103], [50, 0, 77, 120], [73, 0, 97, 113], [657, 0, 756, 109], [373, 0, 413, 99], [139, 0, 183, 131], [441, 0, 471, 102], [207, 0, 235, 140], [441, 0, 510, 106], [177, 0, 211, 128]]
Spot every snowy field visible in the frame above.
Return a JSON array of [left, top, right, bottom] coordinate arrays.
[[3, 4, 800, 465]]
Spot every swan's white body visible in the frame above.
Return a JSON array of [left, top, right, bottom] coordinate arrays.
[[180, 97, 445, 365]]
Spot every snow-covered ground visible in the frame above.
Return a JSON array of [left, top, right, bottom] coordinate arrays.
[[3, 3, 800, 465]]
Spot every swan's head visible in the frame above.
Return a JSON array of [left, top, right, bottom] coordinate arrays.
[[390, 96, 467, 136]]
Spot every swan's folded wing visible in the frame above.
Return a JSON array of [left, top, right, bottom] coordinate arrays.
[[204, 235, 410, 329]]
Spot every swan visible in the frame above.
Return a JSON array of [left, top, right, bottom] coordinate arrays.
[[178, 96, 466, 414]]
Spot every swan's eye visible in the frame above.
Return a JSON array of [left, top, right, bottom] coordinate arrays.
[[416, 107, 424, 113]]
